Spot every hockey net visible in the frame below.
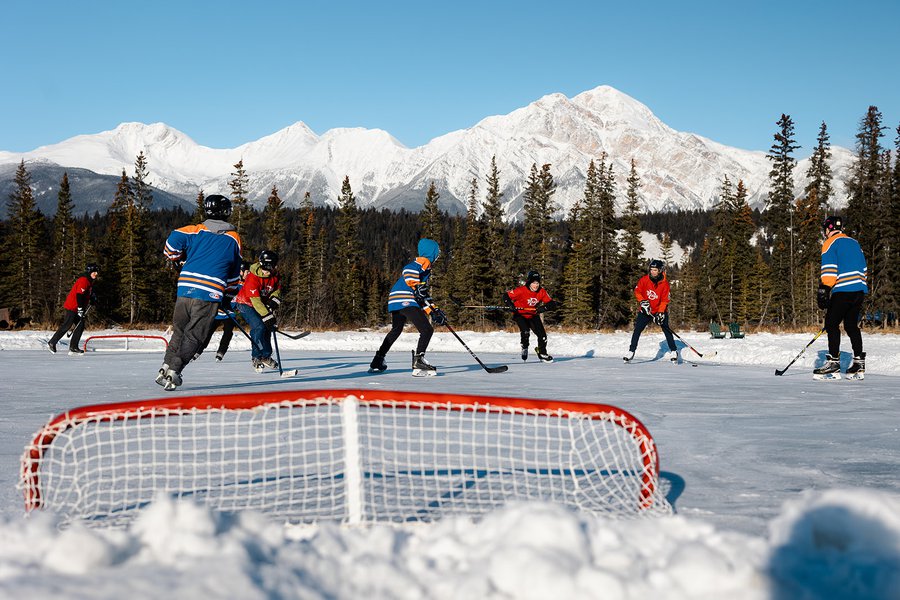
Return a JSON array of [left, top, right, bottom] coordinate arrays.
[[21, 389, 671, 527], [83, 334, 168, 352]]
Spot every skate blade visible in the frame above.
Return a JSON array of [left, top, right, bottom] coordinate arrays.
[[412, 369, 437, 377], [813, 373, 842, 380], [845, 373, 865, 380], [368, 367, 386, 373]]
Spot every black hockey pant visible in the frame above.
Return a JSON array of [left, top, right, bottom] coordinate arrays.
[[49, 309, 85, 350], [164, 297, 219, 373], [512, 313, 548, 352], [377, 307, 433, 356], [629, 311, 676, 353], [825, 291, 864, 358]]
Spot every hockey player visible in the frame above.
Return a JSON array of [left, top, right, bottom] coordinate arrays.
[[504, 271, 557, 362], [369, 238, 445, 376], [624, 259, 677, 363], [157, 194, 242, 390], [234, 250, 283, 372], [48, 263, 99, 355], [814, 216, 868, 380]]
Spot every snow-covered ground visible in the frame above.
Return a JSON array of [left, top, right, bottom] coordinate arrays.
[[1, 327, 898, 599]]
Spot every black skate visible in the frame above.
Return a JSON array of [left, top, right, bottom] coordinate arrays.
[[521, 346, 528, 361], [252, 358, 265, 373], [845, 353, 865, 380], [259, 356, 279, 370], [412, 350, 437, 377], [666, 351, 678, 363], [48, 341, 57, 354], [163, 369, 182, 391], [155, 363, 170, 386], [535, 348, 553, 363], [813, 354, 841, 380], [68, 347, 85, 356], [215, 351, 225, 362], [623, 351, 635, 362], [368, 353, 387, 373]]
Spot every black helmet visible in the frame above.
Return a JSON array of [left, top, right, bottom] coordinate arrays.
[[525, 270, 542, 286], [203, 194, 232, 220], [648, 259, 665, 271], [240, 260, 252, 272], [85, 263, 100, 275], [823, 215, 843, 236], [259, 250, 279, 271]]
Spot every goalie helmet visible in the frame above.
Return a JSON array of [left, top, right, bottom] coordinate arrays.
[[259, 250, 278, 271], [203, 194, 232, 220]]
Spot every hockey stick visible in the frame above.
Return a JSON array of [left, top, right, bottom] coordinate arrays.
[[447, 294, 528, 312], [271, 325, 298, 377], [226, 311, 264, 352], [427, 300, 508, 373], [662, 323, 716, 358], [276, 329, 311, 340], [775, 327, 826, 376], [65, 306, 92, 339]]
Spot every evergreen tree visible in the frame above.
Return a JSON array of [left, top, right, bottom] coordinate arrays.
[[481, 156, 510, 298], [2, 160, 45, 317], [456, 178, 490, 324], [845, 106, 888, 316], [291, 192, 316, 325], [109, 163, 153, 324], [764, 114, 800, 325], [804, 122, 834, 212], [421, 180, 443, 241], [262, 185, 286, 254], [334, 176, 365, 322], [595, 157, 621, 326], [194, 189, 205, 222], [228, 159, 256, 254], [560, 199, 593, 325], [51, 172, 78, 308], [620, 159, 645, 280]]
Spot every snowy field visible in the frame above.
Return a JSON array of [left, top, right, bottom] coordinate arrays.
[[1, 327, 899, 599]]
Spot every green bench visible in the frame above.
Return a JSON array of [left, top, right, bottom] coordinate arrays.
[[728, 322, 745, 339], [709, 322, 726, 339]]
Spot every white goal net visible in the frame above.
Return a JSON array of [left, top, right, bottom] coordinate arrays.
[[83, 334, 169, 353], [21, 389, 671, 527]]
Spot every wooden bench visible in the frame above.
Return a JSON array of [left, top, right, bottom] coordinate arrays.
[[728, 322, 745, 339]]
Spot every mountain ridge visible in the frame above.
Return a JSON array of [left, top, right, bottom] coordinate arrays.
[[0, 85, 853, 219]]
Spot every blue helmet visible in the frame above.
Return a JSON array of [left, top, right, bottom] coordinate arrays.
[[417, 238, 440, 263]]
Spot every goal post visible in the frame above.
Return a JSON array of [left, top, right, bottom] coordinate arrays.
[[83, 334, 169, 352], [21, 389, 671, 527]]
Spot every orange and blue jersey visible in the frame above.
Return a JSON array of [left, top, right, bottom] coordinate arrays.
[[821, 233, 868, 293], [387, 238, 440, 312], [164, 221, 242, 302]]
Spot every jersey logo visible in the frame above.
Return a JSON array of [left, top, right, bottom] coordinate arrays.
[[646, 290, 659, 300]]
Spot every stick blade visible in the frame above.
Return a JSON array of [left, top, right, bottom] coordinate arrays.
[[486, 365, 509, 374], [774, 369, 785, 376], [280, 369, 299, 378]]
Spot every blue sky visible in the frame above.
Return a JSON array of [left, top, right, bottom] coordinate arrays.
[[2, 1, 898, 155]]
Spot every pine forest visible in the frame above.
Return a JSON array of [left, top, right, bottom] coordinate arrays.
[[1, 108, 898, 333]]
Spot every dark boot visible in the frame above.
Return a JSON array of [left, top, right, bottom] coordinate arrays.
[[813, 354, 840, 375], [369, 352, 387, 373]]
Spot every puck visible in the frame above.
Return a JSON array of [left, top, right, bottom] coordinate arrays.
[[692, 364, 698, 367]]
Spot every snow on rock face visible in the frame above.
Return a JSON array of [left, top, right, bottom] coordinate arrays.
[[1, 86, 853, 218]]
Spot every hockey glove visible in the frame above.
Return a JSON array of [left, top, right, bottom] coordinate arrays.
[[219, 294, 235, 311], [431, 309, 448, 326], [261, 312, 277, 332], [639, 300, 652, 316], [412, 284, 432, 307], [77, 307, 86, 318], [653, 312, 666, 326], [817, 284, 831, 310], [266, 296, 283, 310]]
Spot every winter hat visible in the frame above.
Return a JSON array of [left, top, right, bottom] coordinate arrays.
[[417, 238, 440, 263]]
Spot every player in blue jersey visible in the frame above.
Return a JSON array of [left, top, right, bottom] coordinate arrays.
[[814, 216, 868, 380], [156, 194, 243, 390]]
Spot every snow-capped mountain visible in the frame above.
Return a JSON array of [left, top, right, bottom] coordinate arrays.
[[0, 86, 854, 219]]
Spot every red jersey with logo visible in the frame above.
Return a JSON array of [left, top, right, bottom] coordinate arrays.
[[634, 273, 670, 313], [63, 276, 94, 311], [235, 264, 281, 317], [506, 285, 553, 320]]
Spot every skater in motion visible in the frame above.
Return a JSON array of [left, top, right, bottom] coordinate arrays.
[[814, 216, 868, 380], [504, 270, 557, 362], [48, 263, 100, 355], [624, 259, 677, 363], [369, 238, 444, 376], [234, 250, 283, 372], [157, 194, 242, 390]]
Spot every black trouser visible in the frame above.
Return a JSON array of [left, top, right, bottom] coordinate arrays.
[[199, 317, 236, 357], [629, 312, 676, 353], [49, 309, 85, 350], [512, 313, 548, 352], [164, 297, 219, 373], [825, 291, 864, 357], [377, 307, 433, 356]]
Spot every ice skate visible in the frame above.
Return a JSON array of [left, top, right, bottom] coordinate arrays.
[[813, 354, 841, 380], [162, 369, 182, 391], [68, 347, 85, 356], [412, 351, 437, 377], [535, 348, 553, 363], [368, 352, 387, 373], [845, 353, 865, 380], [521, 345, 528, 361], [48, 341, 57, 354], [252, 358, 265, 373], [259, 356, 279, 370]]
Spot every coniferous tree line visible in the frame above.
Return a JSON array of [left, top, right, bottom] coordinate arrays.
[[2, 107, 898, 332]]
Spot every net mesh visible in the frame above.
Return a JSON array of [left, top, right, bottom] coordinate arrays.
[[83, 335, 168, 352], [22, 393, 671, 527]]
